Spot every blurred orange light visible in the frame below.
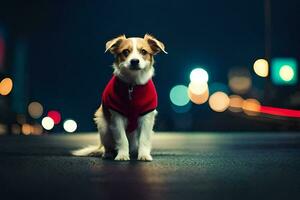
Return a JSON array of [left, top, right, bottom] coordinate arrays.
[[0, 77, 13, 96], [208, 91, 230, 112], [32, 124, 43, 135], [229, 95, 244, 112], [22, 124, 31, 135], [242, 98, 261, 116], [188, 87, 209, 104]]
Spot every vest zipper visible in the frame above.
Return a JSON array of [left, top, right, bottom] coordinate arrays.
[[128, 85, 134, 100]]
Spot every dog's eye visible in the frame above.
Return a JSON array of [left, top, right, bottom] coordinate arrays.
[[122, 49, 130, 57], [141, 49, 148, 55]]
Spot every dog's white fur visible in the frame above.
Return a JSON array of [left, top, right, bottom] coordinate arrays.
[[72, 35, 166, 161]]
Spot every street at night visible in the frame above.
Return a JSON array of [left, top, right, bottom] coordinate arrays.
[[1, 1, 300, 199], [1, 133, 300, 200]]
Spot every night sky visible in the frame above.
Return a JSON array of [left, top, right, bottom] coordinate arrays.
[[1, 0, 300, 132]]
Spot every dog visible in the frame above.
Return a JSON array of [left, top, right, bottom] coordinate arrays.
[[72, 34, 167, 161]]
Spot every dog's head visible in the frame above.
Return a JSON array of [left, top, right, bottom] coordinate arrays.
[[105, 34, 167, 84]]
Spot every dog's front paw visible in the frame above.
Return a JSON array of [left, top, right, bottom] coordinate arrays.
[[115, 152, 130, 161], [138, 154, 153, 161]]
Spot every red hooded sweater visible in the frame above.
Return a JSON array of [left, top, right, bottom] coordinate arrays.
[[102, 76, 158, 133]]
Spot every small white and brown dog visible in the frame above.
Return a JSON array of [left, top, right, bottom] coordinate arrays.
[[72, 34, 167, 161]]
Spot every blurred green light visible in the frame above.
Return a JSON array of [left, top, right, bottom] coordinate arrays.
[[169, 85, 190, 106], [271, 58, 297, 85]]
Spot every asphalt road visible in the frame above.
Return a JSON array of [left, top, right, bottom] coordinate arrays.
[[0, 132, 300, 200]]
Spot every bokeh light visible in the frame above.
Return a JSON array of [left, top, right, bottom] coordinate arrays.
[[190, 68, 209, 83], [228, 76, 251, 94], [228, 68, 252, 94], [242, 98, 261, 116], [63, 119, 77, 133], [41, 117, 54, 130], [253, 59, 269, 77], [188, 81, 208, 95], [47, 110, 61, 125], [22, 124, 31, 135], [208, 91, 230, 112], [169, 85, 190, 106], [228, 95, 244, 112], [279, 65, 294, 81], [0, 77, 13, 96], [271, 58, 297, 85], [188, 87, 209, 104], [28, 102, 44, 119], [31, 124, 43, 135]]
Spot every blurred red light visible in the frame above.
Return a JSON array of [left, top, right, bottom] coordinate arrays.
[[260, 106, 300, 118], [47, 110, 61, 125]]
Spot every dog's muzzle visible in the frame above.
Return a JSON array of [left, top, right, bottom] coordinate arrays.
[[129, 59, 141, 70]]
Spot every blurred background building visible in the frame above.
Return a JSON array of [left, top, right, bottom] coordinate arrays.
[[0, 0, 300, 135]]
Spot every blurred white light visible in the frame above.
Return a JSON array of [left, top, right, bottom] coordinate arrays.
[[41, 117, 54, 130], [188, 81, 208, 95], [253, 59, 269, 77], [190, 68, 209, 83], [63, 119, 77, 133], [188, 87, 209, 105], [279, 65, 294, 81]]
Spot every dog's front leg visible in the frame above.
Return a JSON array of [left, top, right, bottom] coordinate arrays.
[[110, 110, 130, 161], [137, 110, 157, 161]]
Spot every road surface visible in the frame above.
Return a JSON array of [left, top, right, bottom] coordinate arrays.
[[0, 132, 300, 200]]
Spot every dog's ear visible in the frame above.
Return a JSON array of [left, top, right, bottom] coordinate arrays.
[[144, 34, 167, 55], [105, 35, 126, 54]]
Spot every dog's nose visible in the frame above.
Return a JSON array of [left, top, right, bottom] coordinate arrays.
[[130, 59, 140, 66]]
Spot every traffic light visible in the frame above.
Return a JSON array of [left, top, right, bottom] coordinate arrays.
[[271, 58, 298, 85]]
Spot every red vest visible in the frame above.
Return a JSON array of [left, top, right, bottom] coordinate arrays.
[[102, 76, 158, 133]]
